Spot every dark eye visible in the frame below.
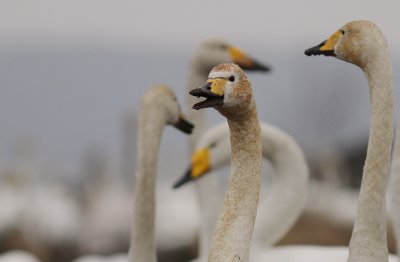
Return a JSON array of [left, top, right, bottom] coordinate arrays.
[[220, 44, 228, 50], [209, 142, 217, 148], [229, 76, 235, 82], [339, 30, 345, 35]]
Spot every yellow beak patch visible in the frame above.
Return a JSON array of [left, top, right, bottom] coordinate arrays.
[[228, 46, 254, 68], [207, 79, 227, 96], [191, 148, 210, 178], [320, 31, 342, 52]]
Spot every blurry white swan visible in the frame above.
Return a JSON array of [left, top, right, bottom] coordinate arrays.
[[0, 250, 41, 262], [173, 121, 309, 261], [72, 85, 194, 262]]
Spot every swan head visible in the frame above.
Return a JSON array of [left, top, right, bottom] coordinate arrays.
[[173, 123, 231, 188], [189, 63, 254, 116], [305, 20, 387, 67], [142, 85, 194, 134], [193, 39, 270, 73]]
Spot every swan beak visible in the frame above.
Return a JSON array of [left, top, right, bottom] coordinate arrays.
[[173, 148, 210, 189], [305, 30, 342, 57], [229, 46, 270, 72], [173, 114, 195, 134], [190, 80, 225, 110]]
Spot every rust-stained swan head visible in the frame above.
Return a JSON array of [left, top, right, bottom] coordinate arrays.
[[189, 63, 254, 117]]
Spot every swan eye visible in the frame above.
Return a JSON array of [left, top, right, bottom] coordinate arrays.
[[340, 30, 345, 35], [209, 142, 217, 148], [220, 44, 228, 50], [229, 76, 235, 82]]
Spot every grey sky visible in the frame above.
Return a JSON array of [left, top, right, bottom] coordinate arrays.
[[0, 0, 399, 176]]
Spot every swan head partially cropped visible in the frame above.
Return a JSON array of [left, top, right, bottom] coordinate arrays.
[[189, 63, 253, 116], [143, 85, 194, 134], [173, 123, 230, 188], [193, 39, 270, 73], [304, 20, 387, 67]]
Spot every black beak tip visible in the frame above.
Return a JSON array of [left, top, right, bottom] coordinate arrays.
[[173, 168, 192, 189], [189, 88, 201, 97], [174, 119, 195, 134], [256, 63, 271, 72]]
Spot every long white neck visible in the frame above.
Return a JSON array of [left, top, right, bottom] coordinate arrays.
[[348, 54, 393, 262], [253, 124, 309, 248], [389, 122, 400, 258], [208, 103, 262, 262], [128, 105, 165, 262], [187, 62, 222, 260]]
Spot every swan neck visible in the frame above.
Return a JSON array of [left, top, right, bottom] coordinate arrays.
[[208, 104, 262, 262], [348, 56, 393, 262], [254, 126, 309, 245], [128, 106, 165, 262]]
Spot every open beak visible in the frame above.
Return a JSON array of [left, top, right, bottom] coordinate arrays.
[[305, 30, 342, 57], [229, 47, 270, 72], [173, 115, 194, 134], [189, 82, 224, 110]]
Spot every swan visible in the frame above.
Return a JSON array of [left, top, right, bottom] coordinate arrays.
[[253, 20, 395, 262], [186, 39, 270, 259], [0, 250, 41, 262], [189, 63, 263, 262], [72, 85, 194, 262], [173, 121, 309, 253]]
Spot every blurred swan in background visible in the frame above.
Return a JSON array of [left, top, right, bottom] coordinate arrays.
[[72, 85, 194, 262], [173, 121, 309, 261], [0, 250, 41, 262]]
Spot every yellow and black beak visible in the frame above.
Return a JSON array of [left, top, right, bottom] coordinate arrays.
[[189, 80, 225, 110], [229, 46, 270, 72], [305, 31, 342, 57], [172, 114, 195, 134], [173, 148, 210, 189]]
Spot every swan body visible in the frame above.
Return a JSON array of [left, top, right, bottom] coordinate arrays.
[[253, 246, 397, 262], [174, 121, 309, 253], [0, 250, 41, 262], [186, 39, 270, 259], [72, 85, 194, 262], [189, 63, 262, 262], [304, 20, 394, 262]]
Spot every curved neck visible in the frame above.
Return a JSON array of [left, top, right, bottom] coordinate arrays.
[[208, 105, 262, 262], [253, 125, 309, 246], [348, 56, 393, 262], [128, 106, 165, 262]]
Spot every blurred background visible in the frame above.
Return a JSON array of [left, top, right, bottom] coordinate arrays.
[[0, 0, 400, 261]]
